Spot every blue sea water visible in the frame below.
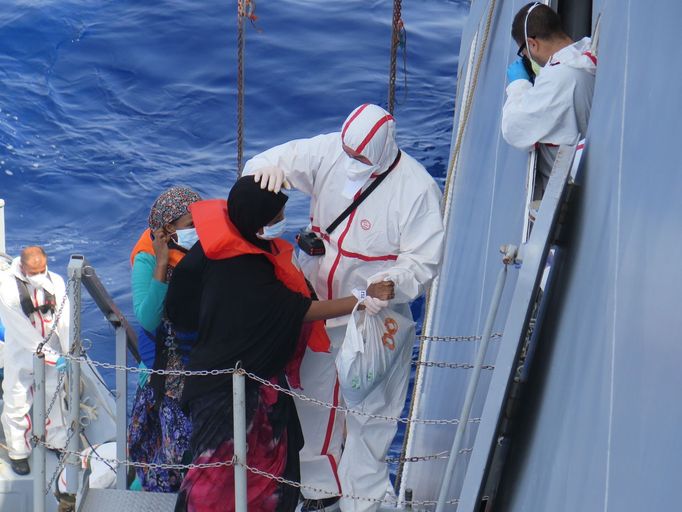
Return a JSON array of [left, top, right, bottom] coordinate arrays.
[[0, 0, 466, 478]]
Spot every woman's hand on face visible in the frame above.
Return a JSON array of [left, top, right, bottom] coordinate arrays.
[[152, 228, 170, 264], [366, 280, 395, 301]]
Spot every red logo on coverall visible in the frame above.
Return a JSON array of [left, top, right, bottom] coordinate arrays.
[[382, 318, 399, 350], [360, 219, 372, 230]]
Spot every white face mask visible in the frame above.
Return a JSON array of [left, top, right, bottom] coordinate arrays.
[[342, 157, 376, 199], [257, 218, 287, 240], [175, 227, 199, 250], [26, 272, 50, 290]]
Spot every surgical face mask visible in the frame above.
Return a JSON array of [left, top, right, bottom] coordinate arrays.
[[531, 59, 542, 76], [342, 156, 376, 199], [26, 272, 49, 290], [257, 218, 287, 240], [175, 227, 199, 250]]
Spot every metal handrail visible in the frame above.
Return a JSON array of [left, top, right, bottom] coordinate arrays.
[[74, 255, 141, 363]]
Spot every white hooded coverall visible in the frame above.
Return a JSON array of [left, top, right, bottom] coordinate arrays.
[[244, 104, 444, 511], [502, 37, 596, 197], [0, 258, 69, 460]]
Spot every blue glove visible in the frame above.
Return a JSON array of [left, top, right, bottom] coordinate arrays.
[[507, 57, 531, 83], [137, 361, 150, 388], [56, 356, 69, 373]]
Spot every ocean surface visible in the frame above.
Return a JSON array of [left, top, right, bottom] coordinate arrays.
[[0, 0, 467, 478]]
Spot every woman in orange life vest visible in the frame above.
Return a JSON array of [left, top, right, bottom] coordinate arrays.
[[172, 176, 394, 512], [128, 186, 201, 492]]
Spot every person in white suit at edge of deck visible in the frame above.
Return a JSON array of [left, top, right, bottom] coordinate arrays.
[[502, 2, 596, 200], [243, 103, 445, 512], [0, 246, 69, 476]]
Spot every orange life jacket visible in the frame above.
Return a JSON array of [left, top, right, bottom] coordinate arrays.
[[130, 228, 186, 268], [190, 199, 330, 353]]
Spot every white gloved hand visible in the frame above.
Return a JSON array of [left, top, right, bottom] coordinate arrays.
[[363, 296, 389, 316], [253, 166, 292, 193]]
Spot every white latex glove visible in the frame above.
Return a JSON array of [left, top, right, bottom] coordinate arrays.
[[253, 166, 292, 193], [363, 296, 389, 316]]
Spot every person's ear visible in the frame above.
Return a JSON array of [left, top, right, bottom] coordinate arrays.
[[527, 37, 539, 55]]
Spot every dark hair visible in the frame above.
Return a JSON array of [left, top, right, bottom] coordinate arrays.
[[511, 2, 565, 45]]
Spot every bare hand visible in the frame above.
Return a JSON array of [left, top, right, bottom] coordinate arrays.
[[367, 280, 395, 301], [151, 228, 170, 264]]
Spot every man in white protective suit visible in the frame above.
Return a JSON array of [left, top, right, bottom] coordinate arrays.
[[243, 103, 444, 512], [0, 246, 69, 475], [502, 2, 596, 200]]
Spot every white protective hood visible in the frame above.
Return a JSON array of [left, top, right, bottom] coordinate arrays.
[[339, 104, 400, 198]]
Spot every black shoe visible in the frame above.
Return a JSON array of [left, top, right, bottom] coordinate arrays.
[[299, 497, 341, 511], [10, 457, 30, 475]]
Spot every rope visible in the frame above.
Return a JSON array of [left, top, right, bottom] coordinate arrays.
[[236, 1, 249, 176], [387, 0, 403, 114], [441, 0, 498, 215]]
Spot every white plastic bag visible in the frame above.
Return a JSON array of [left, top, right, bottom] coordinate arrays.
[[336, 304, 415, 407]]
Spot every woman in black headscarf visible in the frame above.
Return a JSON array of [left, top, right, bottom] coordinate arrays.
[[171, 177, 393, 512]]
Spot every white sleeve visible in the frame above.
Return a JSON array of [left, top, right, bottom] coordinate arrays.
[[0, 292, 62, 364], [368, 183, 445, 303], [242, 133, 337, 196], [501, 71, 576, 149]]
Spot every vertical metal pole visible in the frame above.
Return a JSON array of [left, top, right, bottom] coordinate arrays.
[[66, 259, 82, 495], [232, 367, 247, 512], [0, 198, 5, 254], [435, 265, 508, 512], [32, 352, 46, 512], [115, 325, 127, 489]]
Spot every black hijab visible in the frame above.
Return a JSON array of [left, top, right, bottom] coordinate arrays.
[[227, 176, 288, 252]]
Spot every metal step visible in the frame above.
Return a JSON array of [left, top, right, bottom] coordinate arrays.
[[79, 488, 177, 512]]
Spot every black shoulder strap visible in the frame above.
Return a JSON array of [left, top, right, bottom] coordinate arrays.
[[326, 151, 402, 235], [15, 275, 57, 318], [15, 277, 36, 317]]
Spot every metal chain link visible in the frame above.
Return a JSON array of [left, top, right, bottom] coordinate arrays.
[[36, 440, 464, 506], [241, 369, 479, 426], [44, 370, 66, 420], [35, 277, 74, 355], [413, 361, 495, 371], [59, 352, 236, 377], [39, 425, 78, 496], [418, 332, 503, 342], [385, 448, 472, 464], [242, 460, 460, 507], [36, 440, 236, 471]]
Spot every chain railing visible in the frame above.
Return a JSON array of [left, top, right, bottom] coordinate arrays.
[[33, 438, 467, 509], [31, 264, 503, 508], [418, 332, 503, 342]]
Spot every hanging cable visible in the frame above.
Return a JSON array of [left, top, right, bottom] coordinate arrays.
[[236, 1, 245, 175], [236, 1, 254, 176], [388, 0, 403, 114]]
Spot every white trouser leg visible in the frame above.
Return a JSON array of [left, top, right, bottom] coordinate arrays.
[[2, 363, 34, 459], [295, 325, 346, 499], [338, 332, 413, 512], [1, 356, 67, 459], [44, 364, 67, 449]]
